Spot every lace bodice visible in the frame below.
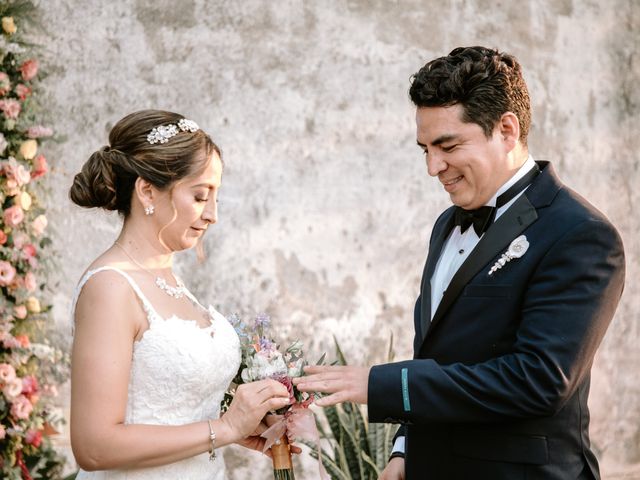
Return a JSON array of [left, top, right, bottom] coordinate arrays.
[[72, 266, 241, 480]]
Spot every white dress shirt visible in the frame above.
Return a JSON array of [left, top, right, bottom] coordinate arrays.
[[391, 156, 537, 456]]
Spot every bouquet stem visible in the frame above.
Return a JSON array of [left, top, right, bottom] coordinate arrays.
[[271, 433, 295, 480]]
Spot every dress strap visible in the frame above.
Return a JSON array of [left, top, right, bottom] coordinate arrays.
[[70, 266, 161, 326]]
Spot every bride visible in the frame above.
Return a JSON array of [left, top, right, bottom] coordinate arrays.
[[68, 110, 291, 479]]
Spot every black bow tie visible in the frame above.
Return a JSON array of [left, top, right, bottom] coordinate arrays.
[[453, 164, 540, 236]]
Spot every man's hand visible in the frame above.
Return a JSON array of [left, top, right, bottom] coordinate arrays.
[[379, 457, 405, 480], [292, 365, 371, 406]]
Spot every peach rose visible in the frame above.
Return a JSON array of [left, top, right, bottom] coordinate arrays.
[[0, 72, 10, 96], [26, 296, 41, 313], [1, 16, 17, 35], [31, 154, 48, 179], [19, 139, 38, 160], [31, 214, 48, 236], [0, 260, 16, 286], [19, 59, 38, 82], [0, 230, 7, 245], [10, 394, 33, 419], [0, 98, 21, 119], [23, 243, 37, 259], [17, 191, 32, 210], [3, 205, 24, 227], [13, 305, 27, 319], [25, 429, 42, 447], [0, 362, 17, 384], [24, 271, 37, 292]]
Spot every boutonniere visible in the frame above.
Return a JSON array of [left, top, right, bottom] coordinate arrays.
[[488, 235, 530, 276]]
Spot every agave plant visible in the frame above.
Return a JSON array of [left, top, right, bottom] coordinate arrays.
[[305, 336, 398, 480]]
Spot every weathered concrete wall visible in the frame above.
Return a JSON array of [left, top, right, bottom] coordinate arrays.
[[34, 0, 638, 478]]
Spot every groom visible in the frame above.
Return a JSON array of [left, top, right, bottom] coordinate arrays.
[[295, 46, 625, 479]]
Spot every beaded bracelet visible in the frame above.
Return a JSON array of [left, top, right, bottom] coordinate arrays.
[[207, 419, 216, 461]]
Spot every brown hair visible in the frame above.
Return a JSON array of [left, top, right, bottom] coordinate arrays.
[[409, 46, 531, 146], [69, 109, 221, 216]]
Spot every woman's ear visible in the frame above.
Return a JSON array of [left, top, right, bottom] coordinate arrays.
[[498, 112, 520, 152], [134, 177, 156, 214]]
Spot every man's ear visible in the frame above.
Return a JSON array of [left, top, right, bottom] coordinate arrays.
[[498, 112, 520, 153], [134, 177, 155, 210]]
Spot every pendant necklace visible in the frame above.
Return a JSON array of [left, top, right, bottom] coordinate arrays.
[[114, 241, 187, 299]]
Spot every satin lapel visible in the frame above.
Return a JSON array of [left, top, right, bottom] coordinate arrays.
[[427, 194, 539, 335], [419, 209, 455, 340]]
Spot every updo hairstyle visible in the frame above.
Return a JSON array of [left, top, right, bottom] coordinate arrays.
[[69, 110, 220, 216]]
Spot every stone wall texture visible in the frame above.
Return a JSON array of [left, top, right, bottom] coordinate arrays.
[[32, 0, 638, 478]]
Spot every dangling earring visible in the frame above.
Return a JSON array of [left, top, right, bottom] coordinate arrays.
[[144, 204, 155, 216]]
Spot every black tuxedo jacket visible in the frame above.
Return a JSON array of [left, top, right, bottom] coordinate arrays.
[[368, 162, 625, 480]]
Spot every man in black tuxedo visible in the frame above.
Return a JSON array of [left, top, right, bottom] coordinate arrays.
[[295, 46, 625, 479]]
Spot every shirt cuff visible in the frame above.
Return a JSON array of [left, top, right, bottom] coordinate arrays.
[[391, 436, 405, 455]]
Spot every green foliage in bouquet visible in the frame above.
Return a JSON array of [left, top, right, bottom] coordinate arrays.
[[306, 336, 398, 480]]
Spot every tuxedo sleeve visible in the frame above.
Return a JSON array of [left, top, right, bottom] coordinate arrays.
[[368, 218, 625, 424]]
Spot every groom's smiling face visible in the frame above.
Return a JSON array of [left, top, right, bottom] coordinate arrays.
[[416, 104, 516, 210]]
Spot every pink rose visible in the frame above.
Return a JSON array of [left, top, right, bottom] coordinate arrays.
[[25, 429, 42, 448], [10, 394, 33, 419], [31, 214, 47, 236], [3, 205, 24, 227], [12, 231, 29, 249], [0, 362, 17, 384], [23, 243, 37, 259], [2, 158, 32, 186], [13, 304, 27, 319], [0, 260, 17, 286], [19, 59, 38, 82], [0, 98, 21, 119], [31, 154, 48, 179], [0, 231, 6, 245], [27, 125, 53, 138], [0, 72, 10, 96], [22, 375, 38, 395], [24, 271, 37, 291], [15, 84, 31, 100]]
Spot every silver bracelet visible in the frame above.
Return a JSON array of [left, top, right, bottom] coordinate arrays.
[[207, 419, 216, 461]]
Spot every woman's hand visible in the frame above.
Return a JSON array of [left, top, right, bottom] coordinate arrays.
[[219, 379, 290, 443], [236, 421, 303, 457]]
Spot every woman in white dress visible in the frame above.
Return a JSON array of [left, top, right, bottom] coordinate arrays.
[[68, 110, 290, 479]]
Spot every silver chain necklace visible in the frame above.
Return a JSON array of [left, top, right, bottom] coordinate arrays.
[[114, 241, 187, 299]]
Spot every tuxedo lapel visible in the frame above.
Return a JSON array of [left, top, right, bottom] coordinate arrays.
[[425, 193, 539, 337], [418, 209, 455, 340]]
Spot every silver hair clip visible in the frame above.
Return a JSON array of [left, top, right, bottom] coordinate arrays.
[[147, 118, 200, 144]]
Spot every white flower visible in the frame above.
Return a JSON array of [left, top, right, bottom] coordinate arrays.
[[488, 235, 530, 276]]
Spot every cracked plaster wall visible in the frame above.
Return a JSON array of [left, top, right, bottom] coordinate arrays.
[[31, 0, 638, 478]]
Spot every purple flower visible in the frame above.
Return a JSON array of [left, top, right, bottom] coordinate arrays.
[[254, 313, 271, 329]]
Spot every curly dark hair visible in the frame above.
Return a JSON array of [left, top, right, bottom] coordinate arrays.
[[409, 46, 531, 146]]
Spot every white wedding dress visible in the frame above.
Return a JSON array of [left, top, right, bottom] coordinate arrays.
[[72, 266, 241, 480]]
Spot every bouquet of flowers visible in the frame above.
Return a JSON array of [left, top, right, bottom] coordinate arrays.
[[223, 313, 326, 480]]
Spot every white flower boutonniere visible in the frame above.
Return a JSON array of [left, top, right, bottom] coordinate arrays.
[[488, 235, 530, 276]]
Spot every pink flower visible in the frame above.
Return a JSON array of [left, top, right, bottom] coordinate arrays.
[[0, 424, 6, 440], [0, 260, 17, 286], [0, 231, 6, 245], [19, 59, 38, 82], [25, 429, 42, 448], [13, 305, 27, 319], [31, 214, 47, 237], [3, 205, 24, 227], [0, 72, 10, 96], [31, 154, 48, 179], [2, 158, 32, 186], [22, 375, 38, 395], [27, 125, 54, 138], [22, 243, 37, 259], [0, 98, 21, 119], [24, 271, 37, 292], [10, 394, 33, 419], [12, 231, 29, 248], [0, 362, 17, 384], [15, 84, 31, 100]]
